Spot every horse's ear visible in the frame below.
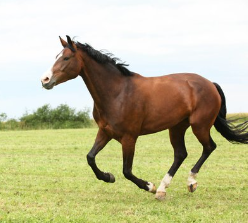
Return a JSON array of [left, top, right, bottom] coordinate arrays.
[[66, 35, 76, 52], [59, 36, 67, 48], [66, 35, 73, 46]]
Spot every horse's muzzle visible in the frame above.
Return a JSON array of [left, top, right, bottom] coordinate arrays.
[[41, 80, 56, 90]]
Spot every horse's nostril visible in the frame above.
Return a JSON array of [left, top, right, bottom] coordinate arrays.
[[42, 77, 50, 84]]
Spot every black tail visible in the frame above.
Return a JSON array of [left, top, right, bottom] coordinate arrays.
[[213, 83, 248, 144]]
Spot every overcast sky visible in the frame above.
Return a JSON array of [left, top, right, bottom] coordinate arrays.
[[0, 0, 248, 119]]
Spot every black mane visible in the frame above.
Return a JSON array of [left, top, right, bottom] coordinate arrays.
[[75, 42, 133, 76]]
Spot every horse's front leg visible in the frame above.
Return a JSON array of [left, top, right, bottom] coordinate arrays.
[[87, 129, 115, 183], [121, 135, 156, 193]]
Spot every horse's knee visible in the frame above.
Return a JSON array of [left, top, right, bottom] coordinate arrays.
[[86, 153, 95, 166], [174, 150, 188, 164], [180, 151, 188, 161]]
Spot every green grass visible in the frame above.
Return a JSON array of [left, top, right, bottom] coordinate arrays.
[[0, 128, 247, 222]]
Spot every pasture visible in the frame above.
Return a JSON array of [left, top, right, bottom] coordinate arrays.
[[0, 128, 247, 222]]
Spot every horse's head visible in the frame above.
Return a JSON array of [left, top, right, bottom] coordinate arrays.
[[41, 36, 82, 90]]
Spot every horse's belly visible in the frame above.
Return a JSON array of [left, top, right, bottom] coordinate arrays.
[[140, 112, 188, 135]]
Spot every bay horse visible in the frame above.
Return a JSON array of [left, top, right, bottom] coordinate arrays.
[[41, 36, 248, 200]]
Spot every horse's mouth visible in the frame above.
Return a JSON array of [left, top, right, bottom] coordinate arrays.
[[42, 81, 56, 90]]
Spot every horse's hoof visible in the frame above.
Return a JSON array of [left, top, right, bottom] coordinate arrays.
[[108, 172, 115, 183], [155, 191, 166, 201], [188, 183, 198, 193], [147, 182, 157, 194]]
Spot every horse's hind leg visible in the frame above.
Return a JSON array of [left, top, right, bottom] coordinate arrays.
[[187, 125, 217, 192], [155, 120, 189, 200]]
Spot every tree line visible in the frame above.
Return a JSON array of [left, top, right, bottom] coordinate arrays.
[[0, 104, 93, 130]]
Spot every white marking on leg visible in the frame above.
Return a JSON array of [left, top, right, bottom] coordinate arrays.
[[147, 182, 155, 192], [187, 171, 197, 186], [157, 173, 173, 193]]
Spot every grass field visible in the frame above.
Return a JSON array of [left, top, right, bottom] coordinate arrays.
[[0, 128, 247, 222]]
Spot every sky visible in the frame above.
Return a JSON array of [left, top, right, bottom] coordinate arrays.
[[0, 0, 248, 119]]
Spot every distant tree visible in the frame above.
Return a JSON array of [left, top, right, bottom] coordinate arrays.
[[5, 119, 19, 130], [51, 104, 75, 122], [0, 113, 7, 122], [75, 109, 91, 125], [34, 104, 52, 123]]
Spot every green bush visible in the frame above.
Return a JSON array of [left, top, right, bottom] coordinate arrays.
[[0, 119, 20, 130], [0, 104, 92, 130]]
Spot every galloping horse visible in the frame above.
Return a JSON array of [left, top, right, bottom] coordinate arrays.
[[41, 36, 248, 200]]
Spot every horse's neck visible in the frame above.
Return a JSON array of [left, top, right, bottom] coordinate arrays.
[[80, 56, 126, 111]]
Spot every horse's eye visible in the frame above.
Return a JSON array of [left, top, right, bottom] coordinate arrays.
[[64, 57, 70, 61]]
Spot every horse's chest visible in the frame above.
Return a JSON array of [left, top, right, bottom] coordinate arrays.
[[96, 114, 127, 141], [93, 106, 132, 140], [101, 122, 125, 141]]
